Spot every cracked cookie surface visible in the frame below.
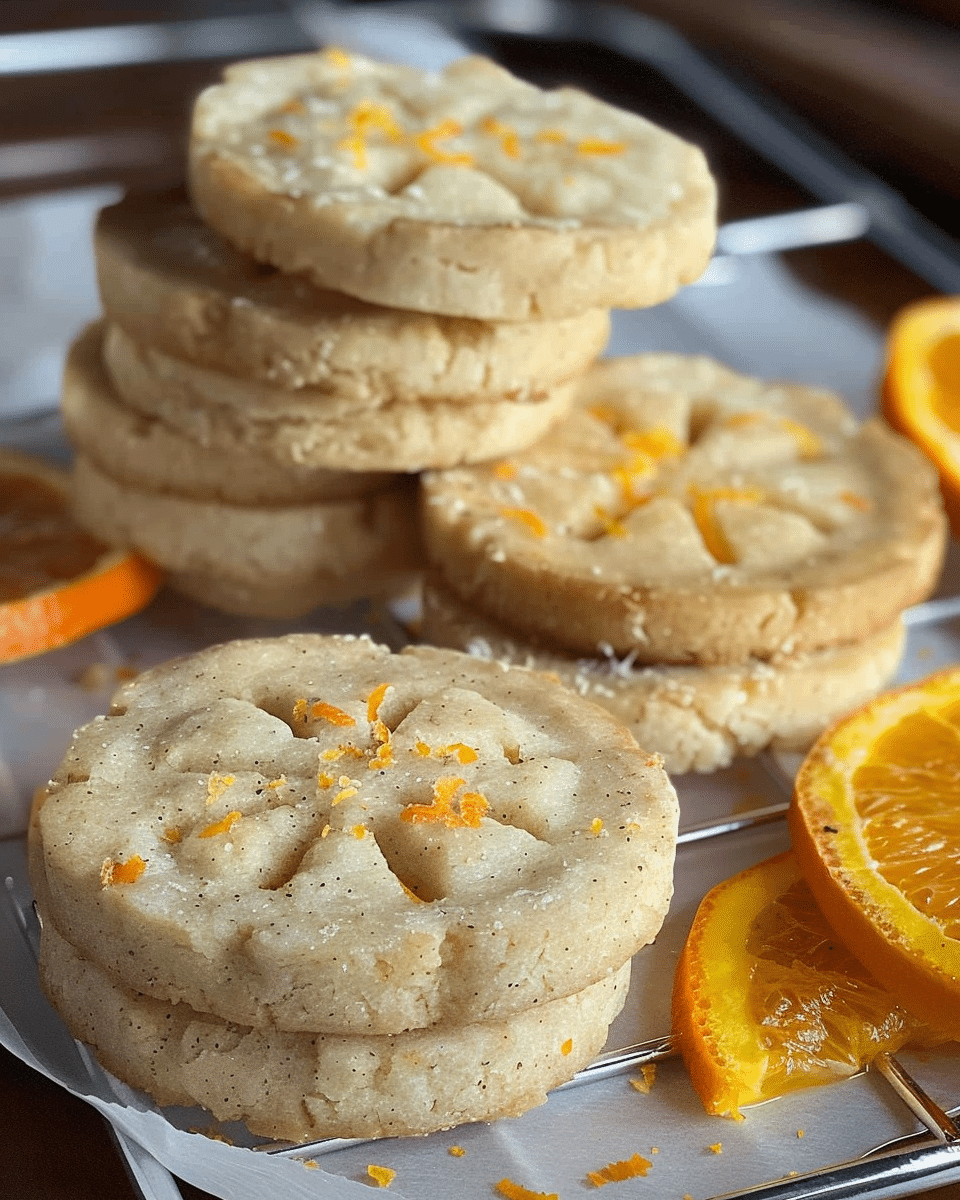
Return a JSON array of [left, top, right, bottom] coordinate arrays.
[[188, 51, 716, 318], [30, 634, 678, 1035], [420, 354, 946, 665]]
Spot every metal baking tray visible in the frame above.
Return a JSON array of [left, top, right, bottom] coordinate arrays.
[[1, 3, 958, 1197]]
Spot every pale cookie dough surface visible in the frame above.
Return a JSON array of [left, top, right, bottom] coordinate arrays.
[[420, 354, 946, 665], [188, 51, 716, 319], [31, 634, 678, 1034], [101, 321, 578, 472], [96, 189, 609, 396], [70, 453, 423, 617], [421, 576, 906, 774], [38, 918, 629, 1141], [63, 324, 396, 504]]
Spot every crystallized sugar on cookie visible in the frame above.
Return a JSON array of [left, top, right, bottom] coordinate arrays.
[[189, 51, 716, 317], [32, 635, 678, 1035], [420, 354, 946, 665]]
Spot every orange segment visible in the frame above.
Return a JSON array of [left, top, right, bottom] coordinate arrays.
[[882, 294, 960, 532], [671, 850, 939, 1119], [0, 448, 161, 663], [790, 667, 960, 1037]]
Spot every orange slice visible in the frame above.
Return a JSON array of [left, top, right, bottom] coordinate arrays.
[[0, 447, 162, 662], [790, 667, 960, 1038], [671, 850, 939, 1119], [882, 294, 960, 532]]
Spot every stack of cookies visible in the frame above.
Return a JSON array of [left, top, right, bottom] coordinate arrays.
[[420, 353, 948, 773], [31, 634, 679, 1140], [60, 47, 715, 619]]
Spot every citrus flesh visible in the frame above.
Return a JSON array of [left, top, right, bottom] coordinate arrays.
[[882, 294, 960, 532], [671, 850, 940, 1119], [0, 447, 162, 662], [790, 667, 960, 1039]]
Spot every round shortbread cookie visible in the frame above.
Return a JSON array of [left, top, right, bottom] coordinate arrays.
[[31, 634, 678, 1034], [420, 354, 946, 665], [63, 324, 396, 505], [101, 321, 578, 473], [96, 189, 610, 397], [188, 51, 716, 319], [70, 453, 423, 618], [420, 576, 906, 774], [38, 918, 629, 1141]]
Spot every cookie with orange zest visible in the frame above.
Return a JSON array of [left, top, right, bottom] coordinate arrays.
[[0, 447, 160, 663], [790, 667, 960, 1038], [188, 50, 716, 318], [882, 293, 960, 533], [421, 353, 943, 667], [31, 633, 678, 1036], [671, 850, 942, 1120]]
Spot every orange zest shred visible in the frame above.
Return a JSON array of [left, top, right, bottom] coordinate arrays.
[[500, 506, 548, 538], [536, 128, 567, 144], [840, 490, 872, 512], [352, 824, 367, 839], [349, 100, 403, 142], [415, 119, 473, 165], [336, 132, 367, 169], [436, 742, 478, 764], [587, 1154, 653, 1187], [162, 826, 182, 845], [332, 776, 359, 804], [561, 1038, 573, 1056], [496, 1180, 558, 1200], [369, 739, 394, 770], [198, 810, 242, 839], [780, 417, 822, 459], [267, 128, 298, 149], [400, 775, 489, 828], [448, 1145, 466, 1157], [493, 460, 517, 480], [366, 1164, 396, 1188], [312, 701, 356, 727], [414, 738, 432, 757], [366, 682, 391, 722], [689, 485, 764, 564], [577, 138, 625, 155], [206, 773, 236, 804], [594, 506, 627, 538], [323, 46, 352, 70], [100, 855, 146, 887], [481, 115, 522, 158]]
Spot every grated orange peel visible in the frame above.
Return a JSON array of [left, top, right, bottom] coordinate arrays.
[[0, 447, 162, 663], [671, 850, 940, 1119], [790, 666, 960, 1038], [882, 294, 960, 533]]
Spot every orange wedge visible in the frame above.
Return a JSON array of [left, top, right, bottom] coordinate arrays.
[[0, 447, 162, 662], [882, 294, 960, 533], [790, 667, 960, 1039], [671, 850, 939, 1119]]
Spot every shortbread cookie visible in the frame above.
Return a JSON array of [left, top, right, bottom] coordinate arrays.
[[63, 324, 395, 504], [420, 354, 946, 665], [421, 576, 906, 774], [96, 189, 610, 397], [101, 321, 578, 472], [188, 51, 716, 319], [31, 635, 678, 1034], [39, 918, 629, 1141], [70, 454, 422, 617]]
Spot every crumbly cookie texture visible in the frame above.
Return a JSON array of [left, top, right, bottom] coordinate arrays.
[[188, 51, 716, 318], [95, 190, 610, 396], [101, 320, 578, 473], [421, 576, 906, 774], [70, 454, 423, 618], [38, 917, 629, 1141], [63, 324, 397, 505], [420, 354, 946, 665], [31, 635, 678, 1035]]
